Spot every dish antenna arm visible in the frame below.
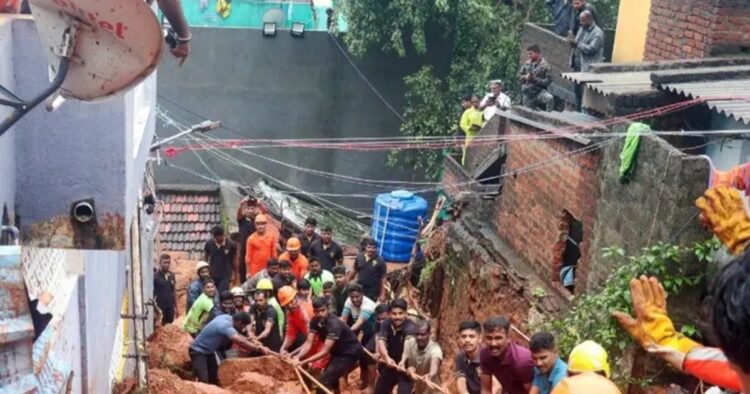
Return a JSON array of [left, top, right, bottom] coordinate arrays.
[[0, 25, 75, 138]]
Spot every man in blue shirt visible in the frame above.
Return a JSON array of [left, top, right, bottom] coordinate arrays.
[[189, 312, 267, 385], [529, 332, 567, 394]]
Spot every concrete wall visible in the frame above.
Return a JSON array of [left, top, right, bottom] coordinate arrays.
[[155, 28, 441, 213], [612, 0, 651, 62], [5, 17, 156, 249], [0, 16, 16, 224], [83, 250, 128, 393], [589, 132, 711, 289]]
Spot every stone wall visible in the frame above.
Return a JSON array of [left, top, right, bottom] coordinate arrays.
[[588, 131, 711, 290], [493, 117, 601, 293], [645, 0, 750, 61]]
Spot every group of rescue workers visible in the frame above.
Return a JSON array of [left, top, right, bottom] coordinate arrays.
[[152, 188, 750, 394]]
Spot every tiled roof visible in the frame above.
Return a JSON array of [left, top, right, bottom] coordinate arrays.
[[158, 186, 222, 260]]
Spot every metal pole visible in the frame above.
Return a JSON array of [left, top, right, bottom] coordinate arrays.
[[149, 120, 220, 152], [0, 56, 71, 137]]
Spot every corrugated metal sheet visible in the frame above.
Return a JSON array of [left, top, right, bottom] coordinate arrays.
[[562, 71, 655, 96], [659, 79, 750, 124]]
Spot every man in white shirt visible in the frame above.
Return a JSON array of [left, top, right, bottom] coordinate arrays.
[[479, 80, 512, 121]]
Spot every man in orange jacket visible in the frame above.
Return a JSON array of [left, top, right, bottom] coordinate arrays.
[[279, 237, 309, 281], [245, 214, 278, 279]]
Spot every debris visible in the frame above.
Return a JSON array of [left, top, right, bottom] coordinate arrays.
[[147, 323, 193, 375], [218, 356, 297, 387]]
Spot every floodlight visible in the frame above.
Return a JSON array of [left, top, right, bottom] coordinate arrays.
[[263, 22, 277, 37], [291, 22, 305, 37]]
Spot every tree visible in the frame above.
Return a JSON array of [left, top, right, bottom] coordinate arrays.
[[337, 0, 619, 178]]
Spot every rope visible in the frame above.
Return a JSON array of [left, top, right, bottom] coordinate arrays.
[[360, 348, 449, 394]]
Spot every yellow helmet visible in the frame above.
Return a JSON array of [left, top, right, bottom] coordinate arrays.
[[567, 341, 611, 378], [551, 373, 620, 394], [256, 278, 274, 291]]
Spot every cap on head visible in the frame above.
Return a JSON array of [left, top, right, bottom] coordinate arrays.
[[230, 287, 245, 297], [256, 278, 274, 291], [286, 237, 302, 251], [277, 286, 297, 307], [567, 340, 611, 378], [255, 213, 269, 224], [195, 261, 209, 273]]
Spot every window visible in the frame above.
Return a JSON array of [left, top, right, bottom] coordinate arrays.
[[559, 211, 582, 294]]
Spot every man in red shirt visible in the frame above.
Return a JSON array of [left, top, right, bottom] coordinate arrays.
[[278, 286, 329, 370], [245, 214, 278, 279]]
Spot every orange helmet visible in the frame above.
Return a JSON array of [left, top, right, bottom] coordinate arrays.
[[286, 237, 301, 251], [255, 213, 269, 224], [277, 286, 297, 307]]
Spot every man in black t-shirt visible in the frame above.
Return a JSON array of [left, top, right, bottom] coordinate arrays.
[[237, 196, 259, 283], [309, 226, 343, 271], [375, 298, 416, 394], [298, 217, 320, 258], [350, 238, 387, 301], [250, 290, 282, 352], [295, 297, 363, 393], [204, 226, 238, 293], [455, 320, 484, 394], [153, 254, 178, 325]]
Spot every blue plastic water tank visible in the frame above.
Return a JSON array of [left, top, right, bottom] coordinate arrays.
[[371, 190, 428, 262]]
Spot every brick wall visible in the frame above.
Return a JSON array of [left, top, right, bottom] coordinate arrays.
[[494, 119, 601, 293], [645, 0, 750, 61]]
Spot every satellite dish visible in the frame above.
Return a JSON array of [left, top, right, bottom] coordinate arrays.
[[262, 8, 286, 26], [29, 0, 163, 101]]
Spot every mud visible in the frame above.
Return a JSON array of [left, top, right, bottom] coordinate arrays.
[[147, 323, 193, 375], [218, 356, 297, 386]]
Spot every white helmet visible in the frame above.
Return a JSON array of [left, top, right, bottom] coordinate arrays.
[[195, 261, 209, 274]]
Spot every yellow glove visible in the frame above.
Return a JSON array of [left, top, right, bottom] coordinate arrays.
[[612, 276, 699, 354], [695, 187, 750, 254]]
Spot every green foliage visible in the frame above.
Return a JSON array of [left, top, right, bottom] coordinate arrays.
[[536, 239, 719, 383], [339, 0, 537, 178], [339, 0, 620, 178]]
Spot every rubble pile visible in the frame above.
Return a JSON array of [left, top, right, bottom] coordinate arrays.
[[147, 323, 193, 375]]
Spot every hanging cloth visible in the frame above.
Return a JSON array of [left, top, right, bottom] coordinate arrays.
[[619, 122, 651, 184]]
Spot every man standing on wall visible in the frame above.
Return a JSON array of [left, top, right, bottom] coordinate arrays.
[[237, 196, 259, 282], [480, 317, 534, 394], [479, 80, 512, 121], [299, 217, 320, 258], [350, 238, 388, 302], [570, 10, 604, 73], [154, 253, 178, 325], [309, 226, 344, 272], [519, 45, 554, 111], [204, 226, 237, 292], [569, 0, 598, 37]]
